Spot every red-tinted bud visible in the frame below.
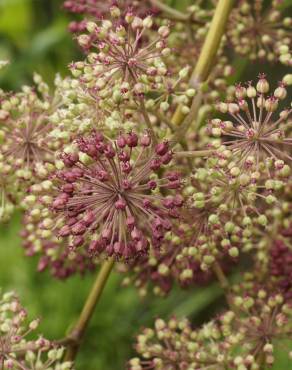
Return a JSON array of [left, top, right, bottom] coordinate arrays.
[[83, 211, 95, 226], [115, 241, 126, 255], [105, 143, 115, 158], [59, 225, 71, 237], [143, 199, 151, 208], [166, 172, 180, 181], [97, 169, 108, 181], [52, 194, 69, 209], [148, 180, 157, 190], [161, 151, 173, 164], [71, 222, 87, 235], [62, 184, 74, 193], [115, 198, 127, 210], [122, 161, 132, 173], [126, 132, 138, 147], [155, 141, 169, 156], [150, 158, 161, 170], [102, 228, 111, 241], [163, 198, 174, 209], [141, 133, 151, 147], [117, 135, 127, 148], [119, 151, 130, 162], [122, 179, 132, 190], [131, 227, 142, 240], [72, 236, 84, 248], [126, 216, 135, 229]]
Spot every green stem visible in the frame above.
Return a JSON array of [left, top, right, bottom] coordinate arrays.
[[64, 258, 115, 362], [171, 0, 234, 128], [190, 0, 234, 84]]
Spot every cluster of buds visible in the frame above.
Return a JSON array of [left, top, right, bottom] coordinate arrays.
[[71, 9, 172, 105], [49, 75, 110, 138], [129, 280, 292, 369], [1, 0, 292, 366], [23, 131, 182, 261], [0, 74, 67, 222], [227, 0, 292, 61], [0, 290, 73, 369], [211, 74, 292, 177], [183, 163, 269, 266]]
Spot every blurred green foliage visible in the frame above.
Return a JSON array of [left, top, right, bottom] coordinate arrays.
[[0, 0, 292, 369]]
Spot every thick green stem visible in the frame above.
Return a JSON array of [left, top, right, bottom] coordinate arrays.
[[190, 0, 234, 84], [171, 0, 234, 128], [64, 258, 115, 362]]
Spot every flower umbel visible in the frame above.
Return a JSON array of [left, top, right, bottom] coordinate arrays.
[[28, 131, 182, 259], [227, 0, 292, 61], [211, 75, 292, 175], [71, 9, 171, 102], [0, 290, 73, 369]]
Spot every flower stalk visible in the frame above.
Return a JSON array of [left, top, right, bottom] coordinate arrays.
[[171, 0, 234, 128], [64, 257, 115, 361]]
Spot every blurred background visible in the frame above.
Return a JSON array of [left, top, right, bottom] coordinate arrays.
[[0, 0, 292, 369]]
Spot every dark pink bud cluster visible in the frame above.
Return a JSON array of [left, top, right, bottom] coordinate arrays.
[[38, 131, 182, 260], [69, 11, 171, 104]]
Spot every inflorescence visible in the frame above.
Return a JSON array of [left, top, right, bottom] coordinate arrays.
[[1, 0, 292, 367]]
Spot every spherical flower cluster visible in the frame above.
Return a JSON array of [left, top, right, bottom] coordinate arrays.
[[129, 316, 230, 370], [130, 281, 292, 369], [24, 131, 182, 260], [0, 290, 73, 369], [70, 7, 179, 114], [227, 0, 292, 61], [229, 277, 292, 367], [0, 75, 63, 173], [0, 75, 67, 210], [211, 75, 292, 177], [184, 164, 266, 266]]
